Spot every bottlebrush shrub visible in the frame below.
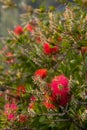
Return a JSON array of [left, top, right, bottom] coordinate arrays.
[[0, 2, 87, 130]]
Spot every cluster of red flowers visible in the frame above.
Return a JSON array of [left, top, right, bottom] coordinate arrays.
[[13, 25, 60, 56], [42, 75, 70, 109], [43, 43, 58, 55], [11, 24, 70, 114], [14, 24, 34, 35], [4, 103, 28, 123], [51, 75, 70, 106], [34, 68, 70, 108], [4, 103, 18, 121]]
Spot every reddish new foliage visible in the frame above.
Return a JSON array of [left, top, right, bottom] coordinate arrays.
[[30, 96, 36, 102], [58, 36, 62, 42], [6, 59, 14, 64], [34, 69, 47, 79], [19, 115, 28, 123], [6, 52, 15, 64], [81, 46, 87, 55], [14, 25, 23, 35], [51, 46, 59, 53], [36, 36, 41, 44]]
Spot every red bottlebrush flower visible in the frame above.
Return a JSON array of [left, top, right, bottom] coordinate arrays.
[[81, 47, 87, 55], [4, 103, 10, 111], [43, 101, 56, 109], [17, 85, 26, 96], [10, 103, 18, 111], [14, 25, 23, 35], [27, 24, 34, 32], [44, 93, 56, 102], [58, 36, 62, 42], [4, 103, 18, 112], [51, 84, 70, 97], [59, 95, 70, 106], [34, 69, 47, 79], [19, 115, 28, 123], [4, 103, 18, 120], [30, 96, 36, 102], [43, 43, 51, 55], [51, 75, 69, 88], [51, 46, 59, 53], [43, 43, 58, 55], [7, 113, 16, 121], [51, 75, 70, 106]]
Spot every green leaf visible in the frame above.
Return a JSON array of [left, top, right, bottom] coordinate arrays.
[[39, 116, 46, 123]]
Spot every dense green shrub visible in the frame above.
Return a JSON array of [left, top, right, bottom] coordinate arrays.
[[0, 0, 87, 130]]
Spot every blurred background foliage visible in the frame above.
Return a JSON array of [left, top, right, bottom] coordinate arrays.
[[0, 0, 60, 36], [0, 0, 75, 37], [0, 0, 87, 36]]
